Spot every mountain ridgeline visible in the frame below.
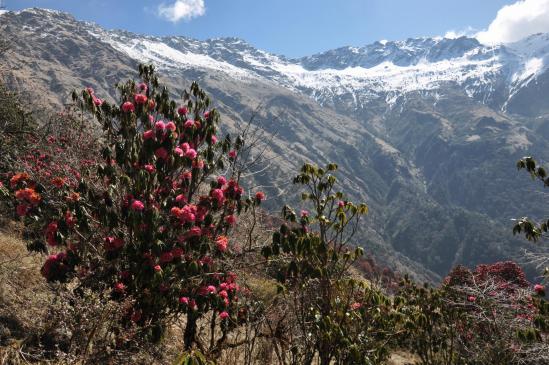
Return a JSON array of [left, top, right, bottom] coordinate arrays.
[[2, 8, 549, 281]]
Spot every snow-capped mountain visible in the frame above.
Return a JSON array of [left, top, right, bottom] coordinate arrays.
[[87, 17, 549, 111], [4, 8, 548, 113], [2, 8, 549, 281]]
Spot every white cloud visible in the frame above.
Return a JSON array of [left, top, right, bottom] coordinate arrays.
[[476, 0, 549, 44], [444, 26, 476, 39], [157, 0, 205, 23]]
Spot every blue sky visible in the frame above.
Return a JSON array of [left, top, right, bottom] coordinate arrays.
[[2, 0, 539, 57]]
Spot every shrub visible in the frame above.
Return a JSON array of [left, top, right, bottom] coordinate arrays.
[[4, 65, 263, 354], [262, 163, 404, 365]]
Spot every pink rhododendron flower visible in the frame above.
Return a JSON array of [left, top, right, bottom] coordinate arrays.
[[184, 119, 195, 129], [185, 149, 197, 159], [467, 296, 476, 302], [131, 200, 145, 211], [134, 93, 148, 105], [175, 194, 187, 204], [137, 82, 148, 92], [174, 147, 184, 157], [144, 164, 156, 173], [143, 129, 154, 140], [534, 284, 545, 294], [155, 120, 166, 131], [210, 135, 218, 144], [178, 106, 188, 115], [153, 265, 162, 272], [217, 176, 227, 186], [350, 302, 362, 310], [216, 236, 229, 252], [218, 290, 228, 299], [301, 210, 309, 218], [338, 201, 345, 208], [219, 311, 229, 319], [211, 188, 225, 205], [204, 111, 210, 118], [166, 121, 176, 131], [180, 142, 190, 152], [207, 285, 217, 294], [228, 150, 237, 158], [93, 96, 103, 106], [179, 297, 189, 305], [121, 101, 135, 113]]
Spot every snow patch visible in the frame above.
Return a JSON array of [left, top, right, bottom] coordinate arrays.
[[465, 135, 481, 142]]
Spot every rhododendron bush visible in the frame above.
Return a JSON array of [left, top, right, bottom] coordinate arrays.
[[397, 261, 549, 364], [4, 65, 263, 350]]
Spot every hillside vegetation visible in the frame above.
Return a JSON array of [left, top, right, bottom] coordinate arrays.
[[0, 62, 547, 364]]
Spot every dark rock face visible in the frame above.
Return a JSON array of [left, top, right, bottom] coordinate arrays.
[[2, 8, 549, 281]]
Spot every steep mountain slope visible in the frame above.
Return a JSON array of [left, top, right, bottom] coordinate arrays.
[[2, 8, 548, 280]]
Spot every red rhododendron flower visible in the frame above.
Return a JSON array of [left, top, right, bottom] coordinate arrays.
[[134, 94, 148, 105], [10, 172, 29, 187], [114, 282, 126, 293], [51, 176, 66, 188], [225, 215, 237, 225], [144, 164, 156, 173], [172, 247, 184, 258], [131, 200, 145, 211], [255, 191, 265, 201], [16, 204, 30, 217], [178, 106, 188, 115], [217, 176, 227, 186], [160, 251, 174, 264], [179, 296, 189, 305], [121, 101, 135, 113], [155, 147, 169, 160]]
